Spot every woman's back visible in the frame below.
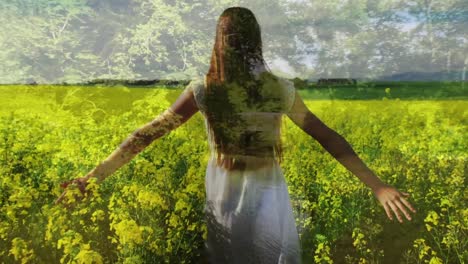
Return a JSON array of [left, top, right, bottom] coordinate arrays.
[[186, 74, 302, 264], [187, 73, 296, 171]]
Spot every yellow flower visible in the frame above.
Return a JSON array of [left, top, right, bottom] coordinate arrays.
[[9, 238, 35, 263], [91, 210, 105, 223], [113, 219, 143, 246], [74, 243, 103, 264]]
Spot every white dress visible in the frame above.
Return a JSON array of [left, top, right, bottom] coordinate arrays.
[[186, 76, 302, 264]]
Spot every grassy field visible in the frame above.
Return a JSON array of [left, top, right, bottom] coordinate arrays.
[[300, 81, 467, 100], [0, 84, 466, 263]]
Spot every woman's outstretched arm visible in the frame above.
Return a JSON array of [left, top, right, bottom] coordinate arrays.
[[55, 84, 199, 206], [86, 109, 185, 183], [286, 90, 384, 190], [286, 90, 416, 222], [87, 87, 199, 183]]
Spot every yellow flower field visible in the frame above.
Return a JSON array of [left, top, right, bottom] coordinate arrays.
[[0, 85, 466, 263]]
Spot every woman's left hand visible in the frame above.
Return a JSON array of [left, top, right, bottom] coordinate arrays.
[[372, 183, 417, 223]]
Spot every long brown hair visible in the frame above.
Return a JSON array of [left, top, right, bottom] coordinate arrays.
[[203, 7, 288, 169]]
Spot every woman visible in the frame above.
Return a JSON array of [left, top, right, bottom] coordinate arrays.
[[55, 6, 416, 263]]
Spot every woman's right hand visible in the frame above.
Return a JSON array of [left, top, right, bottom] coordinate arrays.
[[54, 176, 92, 209], [372, 183, 417, 223]]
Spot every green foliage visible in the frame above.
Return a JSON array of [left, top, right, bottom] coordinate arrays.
[[291, 77, 309, 90], [301, 81, 468, 100], [0, 84, 466, 263], [1, 0, 466, 84]]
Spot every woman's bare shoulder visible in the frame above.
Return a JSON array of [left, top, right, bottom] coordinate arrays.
[[187, 76, 204, 87]]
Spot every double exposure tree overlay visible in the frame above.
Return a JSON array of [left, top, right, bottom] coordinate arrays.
[[0, 0, 466, 83]]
